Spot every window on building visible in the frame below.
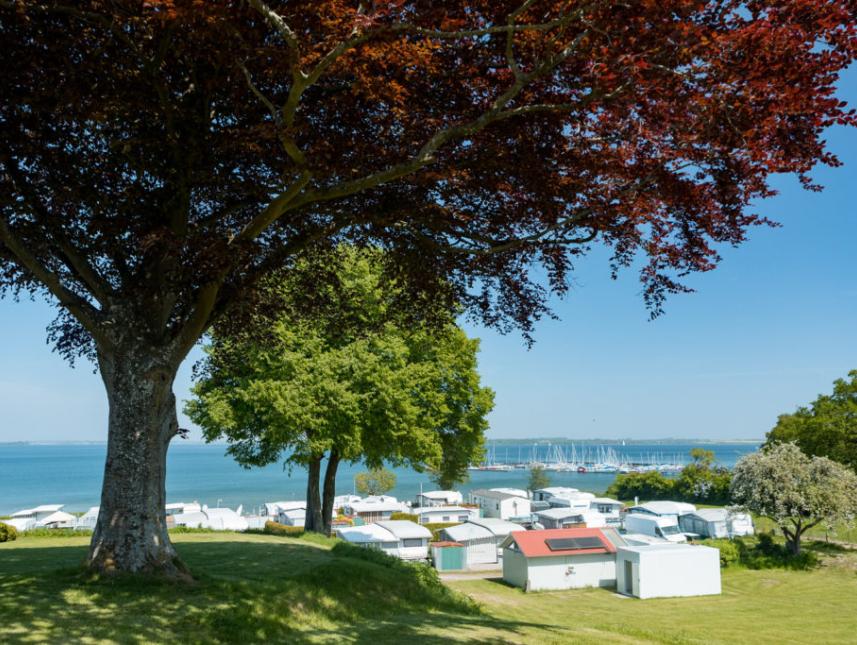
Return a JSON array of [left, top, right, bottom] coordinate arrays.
[[402, 538, 423, 548]]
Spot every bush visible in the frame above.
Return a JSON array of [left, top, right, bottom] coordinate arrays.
[[701, 533, 818, 570], [422, 522, 458, 541], [19, 528, 91, 538], [389, 512, 419, 522], [263, 520, 304, 537], [701, 538, 740, 567], [0, 523, 17, 542]]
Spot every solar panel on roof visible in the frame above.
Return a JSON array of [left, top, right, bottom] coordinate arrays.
[[544, 536, 604, 551]]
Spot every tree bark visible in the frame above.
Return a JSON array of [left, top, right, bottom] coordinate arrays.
[[321, 450, 341, 536], [87, 347, 189, 579], [305, 456, 323, 533]]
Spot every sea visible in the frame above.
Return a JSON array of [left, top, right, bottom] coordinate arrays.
[[0, 440, 759, 516]]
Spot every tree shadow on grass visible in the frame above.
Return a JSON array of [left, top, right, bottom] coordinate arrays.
[[0, 539, 549, 644]]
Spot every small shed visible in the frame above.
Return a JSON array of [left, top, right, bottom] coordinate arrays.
[[502, 528, 617, 592], [616, 544, 721, 599], [431, 541, 467, 571]]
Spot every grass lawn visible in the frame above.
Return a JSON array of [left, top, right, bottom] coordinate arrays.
[[1, 533, 856, 644]]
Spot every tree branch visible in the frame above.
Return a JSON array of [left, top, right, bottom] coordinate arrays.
[[0, 218, 107, 345]]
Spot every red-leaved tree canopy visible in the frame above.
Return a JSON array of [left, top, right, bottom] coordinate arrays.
[[1, 0, 854, 577]]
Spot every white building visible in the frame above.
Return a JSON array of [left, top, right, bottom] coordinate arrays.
[[415, 490, 464, 507], [10, 504, 65, 524], [1, 517, 35, 532], [440, 518, 525, 565], [624, 514, 686, 543], [532, 487, 580, 502], [626, 501, 696, 519], [337, 520, 432, 560], [502, 528, 618, 592], [332, 495, 362, 512], [589, 498, 624, 525], [679, 508, 755, 538], [616, 544, 721, 599], [263, 501, 305, 518], [172, 505, 248, 531], [165, 502, 202, 517], [36, 510, 77, 529], [411, 506, 479, 525], [469, 489, 531, 521], [343, 496, 408, 523], [278, 508, 306, 527], [534, 507, 606, 530], [75, 507, 100, 530]]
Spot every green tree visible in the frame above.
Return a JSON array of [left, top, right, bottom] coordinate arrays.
[[731, 443, 857, 555], [355, 469, 397, 497], [527, 465, 551, 492], [765, 371, 857, 472], [186, 248, 493, 534], [673, 449, 732, 505]]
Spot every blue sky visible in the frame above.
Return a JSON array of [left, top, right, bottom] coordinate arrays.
[[1, 67, 855, 443]]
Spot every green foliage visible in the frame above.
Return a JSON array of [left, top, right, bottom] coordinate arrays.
[[186, 246, 493, 530], [355, 468, 397, 496], [19, 528, 91, 538], [0, 524, 17, 542], [527, 465, 551, 492], [701, 535, 819, 570], [731, 443, 857, 555], [606, 449, 731, 504], [263, 521, 305, 537], [389, 512, 419, 522], [607, 470, 676, 501], [422, 522, 459, 542], [765, 371, 857, 472], [701, 538, 740, 567]]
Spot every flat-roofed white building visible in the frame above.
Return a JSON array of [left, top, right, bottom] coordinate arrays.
[[412, 506, 479, 525], [534, 507, 606, 530], [589, 498, 624, 525], [616, 544, 721, 599], [343, 496, 408, 523], [415, 490, 464, 507], [337, 520, 432, 560], [469, 489, 531, 521], [626, 501, 696, 519]]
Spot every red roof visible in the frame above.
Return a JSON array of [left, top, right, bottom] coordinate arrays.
[[509, 528, 615, 558]]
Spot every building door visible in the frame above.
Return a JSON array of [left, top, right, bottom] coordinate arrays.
[[624, 561, 633, 595]]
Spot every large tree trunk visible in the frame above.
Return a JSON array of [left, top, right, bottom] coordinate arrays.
[[321, 450, 341, 536], [304, 456, 323, 533], [87, 347, 189, 580]]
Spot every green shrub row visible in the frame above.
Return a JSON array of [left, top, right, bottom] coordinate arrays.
[[389, 512, 419, 522], [700, 533, 818, 570], [263, 520, 305, 537]]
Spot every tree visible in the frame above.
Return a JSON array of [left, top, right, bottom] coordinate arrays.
[[355, 469, 398, 497], [731, 443, 857, 555], [527, 465, 551, 492], [186, 247, 493, 534], [765, 371, 857, 472], [673, 449, 731, 505], [2, 2, 854, 576]]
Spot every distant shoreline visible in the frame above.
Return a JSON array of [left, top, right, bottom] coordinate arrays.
[[0, 437, 762, 446]]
